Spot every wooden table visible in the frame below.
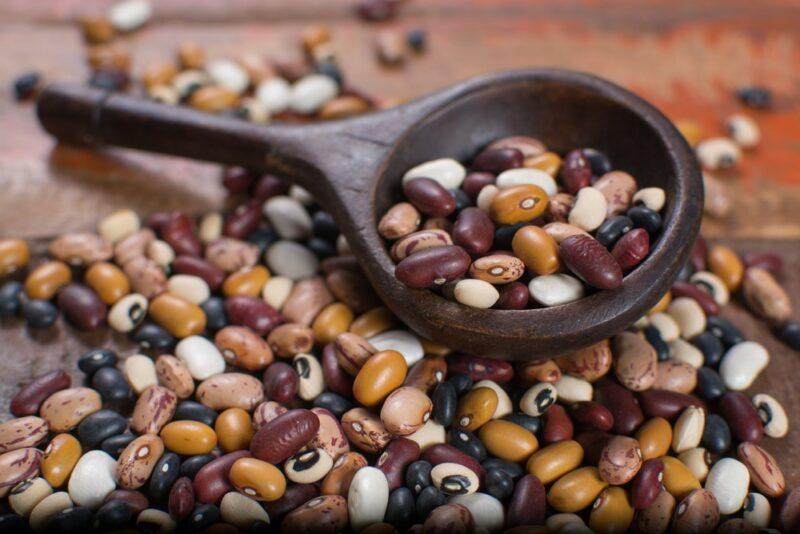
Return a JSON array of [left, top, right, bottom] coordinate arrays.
[[1, 0, 799, 485]]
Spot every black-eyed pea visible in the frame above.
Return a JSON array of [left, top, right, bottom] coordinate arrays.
[[312, 303, 354, 346], [8, 477, 52, 517], [526, 440, 584, 485], [130, 385, 178, 435], [725, 113, 760, 148], [222, 265, 270, 298], [381, 386, 432, 436], [108, 293, 148, 333], [742, 492, 771, 529], [154, 355, 194, 399], [267, 323, 314, 359], [137, 508, 177, 533], [660, 456, 701, 500], [229, 457, 286, 501], [547, 467, 609, 513], [636, 417, 673, 460], [431, 462, 479, 496], [671, 488, 720, 533], [341, 408, 392, 454], [215, 408, 254, 453], [598, 436, 642, 485], [41, 434, 81, 489], [116, 435, 164, 489], [479, 420, 538, 463], [293, 353, 324, 401], [455, 387, 498, 432], [677, 447, 711, 483], [24, 261, 71, 300], [84, 262, 130, 305], [284, 447, 334, 484], [690, 271, 729, 306], [753, 393, 788, 438], [321, 452, 368, 496], [696, 137, 741, 171], [589, 486, 634, 534]]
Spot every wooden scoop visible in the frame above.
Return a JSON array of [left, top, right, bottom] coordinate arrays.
[[36, 69, 702, 361]]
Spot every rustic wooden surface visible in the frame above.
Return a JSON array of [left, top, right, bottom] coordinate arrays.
[[0, 0, 799, 485]]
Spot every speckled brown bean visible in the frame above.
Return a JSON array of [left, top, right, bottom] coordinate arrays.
[[672, 488, 720, 534], [405, 358, 447, 392], [594, 379, 643, 435], [506, 474, 546, 527], [197, 373, 264, 411], [84, 262, 130, 304], [321, 452, 368, 496], [213, 326, 274, 372], [517, 359, 562, 385], [653, 361, 697, 394], [718, 392, 763, 443], [353, 350, 408, 407], [636, 489, 675, 534], [263, 362, 299, 402], [268, 323, 315, 359], [281, 276, 334, 326], [252, 401, 288, 430], [123, 256, 167, 299], [708, 245, 744, 291], [738, 442, 785, 498], [168, 476, 195, 521], [512, 225, 560, 275], [377, 438, 421, 490], [334, 332, 377, 376], [11, 370, 71, 417], [635, 417, 673, 460], [154, 356, 193, 399], [193, 450, 250, 504], [129, 385, 177, 435], [41, 434, 81, 488], [395, 245, 471, 289], [117, 435, 164, 489], [542, 404, 574, 444], [638, 390, 705, 422], [0, 448, 42, 498], [391, 230, 453, 262], [250, 409, 319, 463], [24, 261, 72, 300], [423, 503, 474, 533], [113, 228, 154, 266], [0, 416, 48, 454], [741, 267, 792, 324], [548, 192, 574, 222], [205, 237, 259, 272], [488, 184, 549, 224], [447, 354, 513, 383], [560, 149, 592, 194], [455, 387, 498, 432], [215, 408, 255, 453], [381, 387, 432, 436], [282, 495, 349, 534], [321, 344, 353, 398], [452, 208, 495, 255], [379, 202, 422, 240], [39, 388, 101, 432], [569, 402, 614, 432], [57, 283, 108, 331], [555, 340, 612, 383], [310, 408, 350, 460], [560, 234, 623, 290], [631, 458, 664, 509], [264, 484, 319, 525], [172, 255, 226, 291], [598, 436, 643, 485], [0, 239, 29, 275], [341, 408, 392, 454]]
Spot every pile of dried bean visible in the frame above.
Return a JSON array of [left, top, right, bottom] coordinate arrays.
[[0, 161, 798, 532]]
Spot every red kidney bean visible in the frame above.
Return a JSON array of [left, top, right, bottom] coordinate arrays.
[[172, 255, 226, 291], [145, 211, 182, 232], [461, 172, 496, 199], [472, 148, 524, 173], [222, 167, 256, 194], [611, 228, 650, 271], [638, 390, 705, 421], [263, 362, 299, 403], [506, 474, 546, 527], [223, 200, 262, 239], [594, 379, 643, 435], [689, 236, 707, 273], [452, 208, 494, 255], [395, 245, 471, 289], [421, 444, 486, 483], [403, 178, 456, 217], [569, 401, 614, 432], [251, 409, 320, 464], [56, 283, 107, 331], [560, 149, 592, 194], [781, 486, 800, 532], [743, 252, 783, 276], [264, 483, 319, 524], [104, 489, 149, 515], [560, 234, 623, 290], [321, 343, 353, 398], [168, 476, 195, 521], [162, 212, 202, 257], [671, 281, 720, 316], [542, 404, 574, 443], [377, 437, 421, 491], [193, 450, 250, 505], [494, 281, 530, 310], [252, 174, 290, 202], [575, 430, 611, 465], [718, 392, 763, 443], [446, 354, 513, 383], [225, 296, 284, 336], [10, 370, 70, 417], [631, 458, 664, 509]]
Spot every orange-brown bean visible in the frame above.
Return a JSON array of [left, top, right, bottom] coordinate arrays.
[[479, 420, 539, 462], [41, 434, 81, 488], [24, 261, 71, 300], [489, 184, 549, 224], [267, 323, 315, 359], [636, 418, 673, 460], [512, 226, 560, 275], [312, 303, 354, 346], [708, 245, 744, 291], [215, 326, 274, 371], [321, 451, 368, 496], [0, 239, 29, 276], [160, 421, 217, 455], [84, 262, 130, 304], [353, 350, 408, 407], [455, 387, 498, 431], [215, 408, 254, 453], [349, 307, 396, 339], [148, 293, 206, 338], [222, 266, 270, 297], [229, 457, 286, 501]]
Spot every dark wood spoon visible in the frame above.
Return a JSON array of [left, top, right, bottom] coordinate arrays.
[[36, 69, 702, 361]]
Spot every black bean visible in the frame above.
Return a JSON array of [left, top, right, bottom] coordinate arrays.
[[405, 460, 432, 495], [46, 506, 93, 532], [452, 189, 473, 212], [735, 86, 771, 109], [200, 297, 228, 332], [0, 281, 23, 317], [314, 62, 343, 87], [174, 401, 218, 427], [482, 457, 525, 479], [502, 413, 540, 435], [385, 487, 415, 531], [706, 316, 745, 347], [493, 222, 529, 250], [484, 468, 515, 502], [643, 325, 670, 362], [78, 348, 118, 376], [696, 367, 726, 401], [91, 367, 133, 404], [0, 513, 27, 532], [447, 374, 473, 395], [406, 28, 427, 52], [595, 216, 633, 248], [415, 485, 446, 521], [781, 322, 800, 351], [448, 429, 486, 461], [312, 392, 352, 418], [93, 501, 133, 531], [180, 454, 217, 479], [307, 237, 337, 259], [185, 504, 220, 531], [245, 228, 279, 253], [581, 148, 613, 176], [627, 206, 662, 234], [131, 323, 175, 351], [432, 382, 457, 427], [312, 211, 339, 242], [13, 72, 40, 100], [247, 521, 271, 534], [148, 452, 181, 502], [77, 409, 128, 448], [22, 299, 58, 329], [88, 69, 128, 92], [100, 433, 137, 459], [693, 331, 724, 367], [702, 413, 732, 455]]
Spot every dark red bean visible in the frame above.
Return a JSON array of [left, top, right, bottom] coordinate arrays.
[[56, 283, 107, 331], [611, 228, 650, 271], [743, 252, 783, 277], [403, 178, 456, 217], [472, 148, 524, 173], [461, 172, 496, 199], [144, 212, 175, 232], [638, 390, 705, 422], [506, 474, 546, 527], [569, 401, 614, 432], [225, 296, 284, 336], [560, 234, 623, 290], [671, 281, 721, 316], [10, 370, 71, 417], [689, 236, 707, 273], [264, 484, 319, 524], [542, 404, 573, 444], [560, 149, 592, 194], [320, 255, 360, 275], [222, 167, 256, 194], [377, 438, 421, 491], [321, 343, 353, 398], [162, 212, 202, 257], [395, 246, 470, 289], [168, 476, 195, 521], [718, 392, 763, 443], [252, 174, 290, 202], [223, 201, 262, 239], [421, 444, 486, 482], [446, 354, 513, 383], [193, 450, 250, 505], [452, 208, 495, 256], [631, 458, 664, 509], [494, 282, 530, 310], [262, 362, 299, 403], [172, 256, 226, 292], [594, 379, 643, 435], [103, 489, 149, 515], [575, 430, 611, 465], [251, 409, 320, 464], [780, 486, 800, 532]]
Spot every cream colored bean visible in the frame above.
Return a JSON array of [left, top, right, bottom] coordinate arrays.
[[696, 137, 741, 170], [649, 313, 680, 342], [568, 187, 607, 232], [98, 209, 141, 244], [402, 158, 466, 189], [453, 279, 500, 309], [124, 354, 158, 395], [199, 212, 223, 243], [672, 407, 705, 453], [705, 458, 749, 514], [719, 341, 769, 391], [476, 185, 500, 213], [633, 187, 666, 212], [496, 168, 557, 196], [262, 276, 294, 310], [555, 375, 592, 403], [669, 339, 704, 368], [667, 297, 706, 340], [166, 274, 210, 304]]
